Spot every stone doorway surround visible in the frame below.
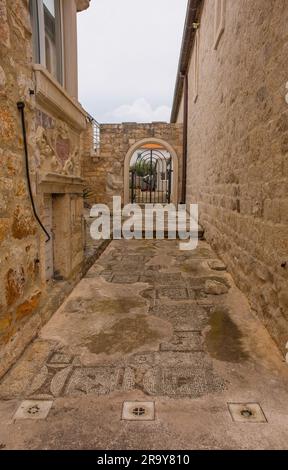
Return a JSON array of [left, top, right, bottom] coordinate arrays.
[[38, 173, 85, 283], [124, 138, 179, 205]]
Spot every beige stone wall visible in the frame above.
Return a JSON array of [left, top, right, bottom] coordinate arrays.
[[176, 94, 184, 124], [0, 0, 87, 377], [0, 0, 41, 373], [178, 0, 288, 352], [83, 123, 183, 207]]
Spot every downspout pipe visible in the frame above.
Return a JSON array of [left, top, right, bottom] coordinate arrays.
[[181, 73, 189, 204], [17, 101, 51, 243]]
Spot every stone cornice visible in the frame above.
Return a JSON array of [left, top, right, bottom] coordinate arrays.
[[38, 173, 85, 194], [33, 65, 87, 131]]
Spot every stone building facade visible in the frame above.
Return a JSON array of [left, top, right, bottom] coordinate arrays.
[[83, 122, 183, 208], [0, 0, 91, 377], [171, 0, 288, 353]]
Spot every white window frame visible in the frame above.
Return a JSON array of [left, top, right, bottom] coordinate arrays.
[[214, 0, 226, 50], [30, 0, 64, 85]]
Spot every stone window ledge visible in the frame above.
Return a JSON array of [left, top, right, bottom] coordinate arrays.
[[38, 173, 85, 194], [33, 65, 87, 131]]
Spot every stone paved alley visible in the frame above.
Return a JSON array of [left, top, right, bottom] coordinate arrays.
[[0, 239, 288, 450]]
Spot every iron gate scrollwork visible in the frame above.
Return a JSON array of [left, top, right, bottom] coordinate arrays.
[[130, 149, 173, 204]]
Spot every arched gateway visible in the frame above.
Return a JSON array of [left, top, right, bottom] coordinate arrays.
[[84, 123, 183, 208], [124, 138, 179, 205]]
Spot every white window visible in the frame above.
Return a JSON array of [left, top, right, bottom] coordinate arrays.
[[29, 0, 63, 84], [214, 0, 226, 50]]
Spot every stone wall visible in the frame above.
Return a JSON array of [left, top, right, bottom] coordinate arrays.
[[176, 0, 288, 353], [0, 0, 88, 377], [83, 122, 183, 207]]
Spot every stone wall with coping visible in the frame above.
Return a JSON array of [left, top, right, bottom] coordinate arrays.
[[83, 122, 183, 207], [175, 0, 288, 353], [0, 0, 88, 378]]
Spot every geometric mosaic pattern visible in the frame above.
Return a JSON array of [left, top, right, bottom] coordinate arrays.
[[20, 242, 231, 400]]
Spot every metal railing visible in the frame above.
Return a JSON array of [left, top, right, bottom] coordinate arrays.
[[86, 113, 100, 156]]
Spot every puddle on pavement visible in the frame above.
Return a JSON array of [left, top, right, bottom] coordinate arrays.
[[86, 315, 162, 355], [205, 308, 248, 363]]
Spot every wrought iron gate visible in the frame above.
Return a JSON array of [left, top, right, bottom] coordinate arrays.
[[130, 149, 172, 204]]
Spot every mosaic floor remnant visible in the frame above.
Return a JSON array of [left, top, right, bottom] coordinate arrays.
[[0, 239, 284, 403], [1, 239, 288, 449]]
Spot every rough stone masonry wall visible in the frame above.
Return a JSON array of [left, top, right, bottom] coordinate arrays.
[[34, 107, 85, 278], [83, 122, 183, 207], [0, 0, 43, 374], [182, 0, 288, 353], [0, 0, 86, 378]]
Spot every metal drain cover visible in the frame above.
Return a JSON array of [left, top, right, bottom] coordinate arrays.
[[228, 403, 267, 423], [13, 400, 53, 420], [122, 401, 155, 421]]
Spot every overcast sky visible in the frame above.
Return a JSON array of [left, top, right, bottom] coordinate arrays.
[[77, 0, 188, 123]]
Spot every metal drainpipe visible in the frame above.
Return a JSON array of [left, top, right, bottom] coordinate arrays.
[[181, 73, 189, 204], [17, 101, 51, 243]]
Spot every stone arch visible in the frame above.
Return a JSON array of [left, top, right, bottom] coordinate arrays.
[[124, 137, 179, 205]]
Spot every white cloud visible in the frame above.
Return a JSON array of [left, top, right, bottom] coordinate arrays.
[[103, 98, 171, 123], [77, 0, 188, 122]]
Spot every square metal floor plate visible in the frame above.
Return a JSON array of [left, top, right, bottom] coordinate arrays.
[[228, 403, 267, 423], [13, 400, 53, 420], [122, 401, 155, 421]]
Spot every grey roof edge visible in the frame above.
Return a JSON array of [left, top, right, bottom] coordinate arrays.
[[170, 0, 203, 123]]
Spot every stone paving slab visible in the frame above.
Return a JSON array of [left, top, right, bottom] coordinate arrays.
[[0, 239, 288, 449]]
